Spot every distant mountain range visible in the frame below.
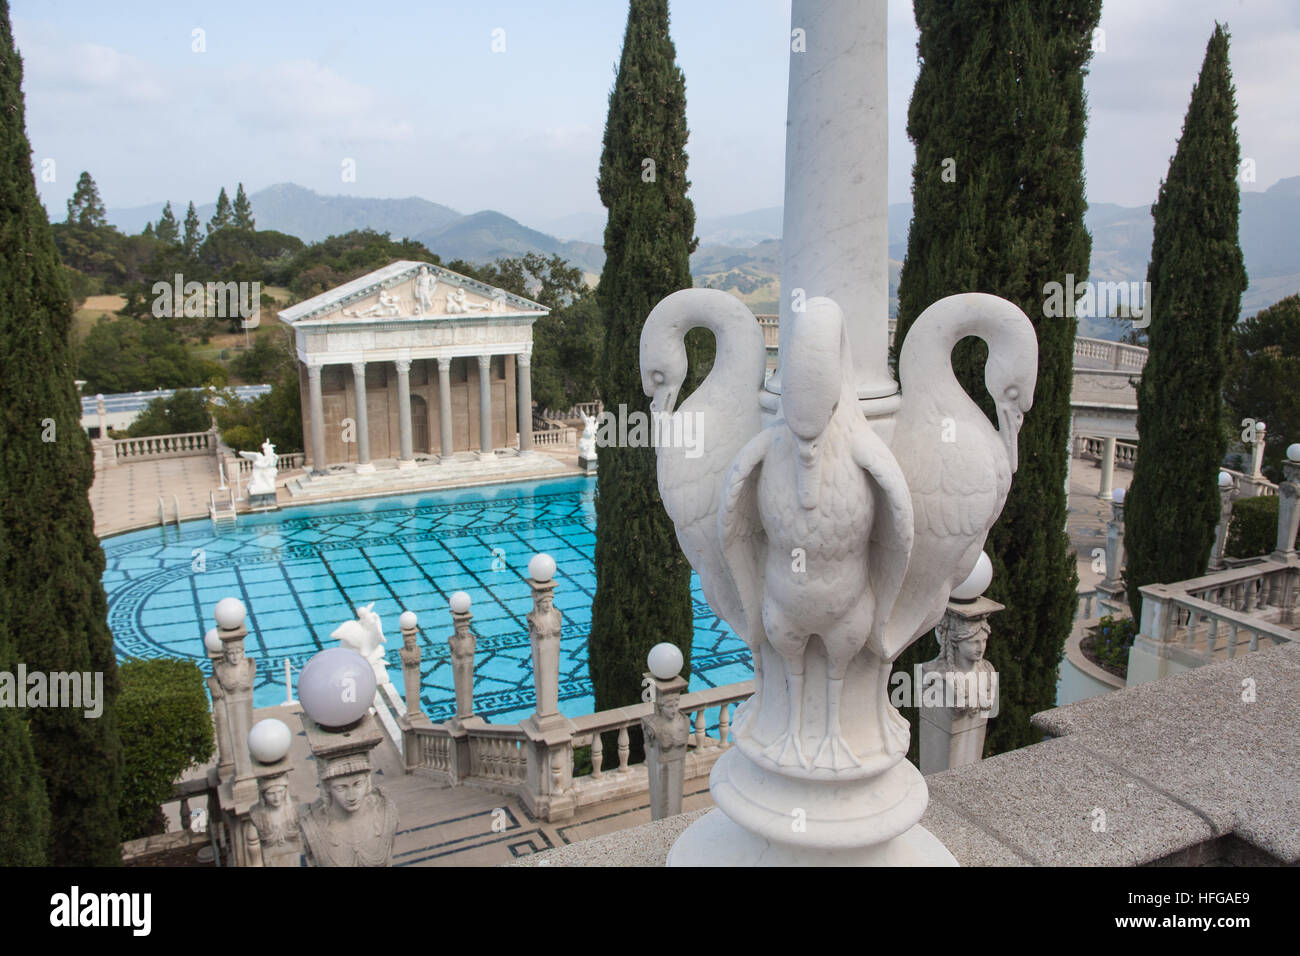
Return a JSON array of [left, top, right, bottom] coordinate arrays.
[[108, 177, 1300, 335]]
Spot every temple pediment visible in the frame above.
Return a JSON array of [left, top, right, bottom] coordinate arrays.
[[278, 260, 548, 326]]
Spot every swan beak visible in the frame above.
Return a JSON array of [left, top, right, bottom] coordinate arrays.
[[997, 404, 1023, 473], [651, 387, 677, 417], [795, 437, 820, 510]]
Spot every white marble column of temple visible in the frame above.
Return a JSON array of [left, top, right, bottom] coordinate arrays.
[[437, 356, 454, 461], [395, 356, 415, 470], [477, 354, 493, 461], [516, 350, 533, 454], [763, 0, 898, 436], [307, 364, 328, 475], [1098, 436, 1116, 500], [351, 360, 374, 473]]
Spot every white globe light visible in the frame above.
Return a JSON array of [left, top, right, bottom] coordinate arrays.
[[1112, 487, 1126, 504], [399, 610, 418, 631], [528, 553, 556, 583], [1255, 421, 1266, 432], [298, 648, 376, 728], [1288, 443, 1300, 463], [1218, 471, 1234, 489], [248, 718, 292, 764], [214, 597, 246, 630], [951, 552, 993, 601], [449, 591, 472, 614], [203, 628, 222, 654], [647, 642, 684, 680]]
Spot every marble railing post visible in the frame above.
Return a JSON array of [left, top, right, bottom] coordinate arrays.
[[642, 656, 689, 821], [448, 596, 477, 725], [204, 628, 232, 779], [307, 365, 327, 474], [516, 351, 534, 454], [919, 596, 1002, 775], [520, 554, 574, 820], [1098, 436, 1116, 500], [1209, 472, 1238, 571], [397, 611, 428, 723], [211, 598, 258, 810], [437, 357, 454, 461], [1251, 421, 1267, 478], [395, 358, 415, 469], [1273, 450, 1300, 560], [1097, 490, 1126, 605], [477, 354, 494, 460]]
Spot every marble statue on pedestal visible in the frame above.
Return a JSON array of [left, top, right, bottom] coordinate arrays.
[[332, 603, 389, 685], [414, 265, 438, 315], [923, 614, 997, 719], [527, 579, 563, 721], [641, 287, 1036, 866], [239, 440, 278, 497], [298, 755, 399, 867], [643, 684, 690, 820], [577, 411, 599, 460], [213, 636, 256, 790]]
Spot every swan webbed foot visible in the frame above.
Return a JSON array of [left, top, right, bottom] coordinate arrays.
[[763, 730, 810, 771], [812, 733, 863, 771]]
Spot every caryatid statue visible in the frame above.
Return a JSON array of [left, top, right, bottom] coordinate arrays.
[[298, 754, 399, 867], [246, 772, 301, 866], [527, 571, 563, 722], [640, 286, 1036, 865]]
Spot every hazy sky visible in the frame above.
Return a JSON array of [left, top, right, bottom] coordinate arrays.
[[14, 0, 1300, 232]]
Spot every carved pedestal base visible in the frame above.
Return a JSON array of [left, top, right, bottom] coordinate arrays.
[[667, 747, 956, 866], [578, 456, 597, 474]]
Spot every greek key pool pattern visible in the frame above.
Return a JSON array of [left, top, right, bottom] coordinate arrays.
[[101, 475, 752, 723]]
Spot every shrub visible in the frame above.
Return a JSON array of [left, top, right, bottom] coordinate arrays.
[[117, 659, 214, 841], [1226, 495, 1290, 559], [1084, 615, 1137, 677]]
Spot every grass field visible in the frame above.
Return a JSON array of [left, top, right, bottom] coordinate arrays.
[[73, 294, 126, 341]]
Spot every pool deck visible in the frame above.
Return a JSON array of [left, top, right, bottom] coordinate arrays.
[[91, 447, 586, 537]]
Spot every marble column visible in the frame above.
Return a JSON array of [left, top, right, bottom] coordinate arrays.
[[764, 0, 897, 432], [351, 360, 374, 473], [437, 357, 454, 461], [516, 351, 534, 454], [477, 354, 493, 461], [307, 365, 327, 475], [1097, 436, 1116, 500], [395, 358, 415, 470]]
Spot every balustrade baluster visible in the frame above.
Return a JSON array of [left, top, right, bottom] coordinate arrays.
[[694, 709, 707, 748], [617, 726, 630, 772], [719, 704, 731, 746], [591, 732, 604, 778], [1184, 610, 1197, 648], [1227, 623, 1238, 659], [1207, 616, 1219, 654], [1249, 630, 1259, 653]]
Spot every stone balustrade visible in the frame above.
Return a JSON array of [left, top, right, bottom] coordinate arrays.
[[112, 429, 217, 462], [234, 451, 306, 475], [531, 427, 576, 447], [1073, 336, 1149, 372], [1127, 558, 1299, 684], [1078, 435, 1137, 468]]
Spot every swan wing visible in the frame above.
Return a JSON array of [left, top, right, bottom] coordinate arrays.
[[850, 424, 915, 658], [717, 427, 775, 649]]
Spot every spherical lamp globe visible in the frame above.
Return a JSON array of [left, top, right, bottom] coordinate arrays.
[[647, 643, 684, 680], [248, 718, 292, 764], [951, 552, 993, 601], [298, 647, 376, 729]]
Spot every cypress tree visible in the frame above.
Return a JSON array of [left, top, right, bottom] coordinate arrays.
[[182, 201, 201, 257], [0, 0, 122, 864], [156, 201, 180, 245], [589, 0, 705, 761], [891, 0, 1100, 756], [233, 183, 255, 230], [207, 187, 232, 235], [1125, 25, 1247, 617]]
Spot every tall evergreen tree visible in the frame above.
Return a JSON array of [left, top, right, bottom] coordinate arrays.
[[891, 0, 1100, 756], [0, 1, 121, 864], [65, 171, 106, 228], [207, 187, 232, 235], [155, 201, 180, 245], [232, 183, 255, 230], [589, 0, 705, 762], [1125, 25, 1247, 617], [182, 201, 201, 258]]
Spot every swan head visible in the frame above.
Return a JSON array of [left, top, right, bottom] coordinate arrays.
[[986, 345, 1036, 473], [782, 297, 847, 508], [641, 336, 689, 417]]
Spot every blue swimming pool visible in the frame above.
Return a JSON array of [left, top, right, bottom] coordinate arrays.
[[101, 475, 753, 723]]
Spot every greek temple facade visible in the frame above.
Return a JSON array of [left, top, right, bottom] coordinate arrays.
[[277, 261, 548, 475]]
